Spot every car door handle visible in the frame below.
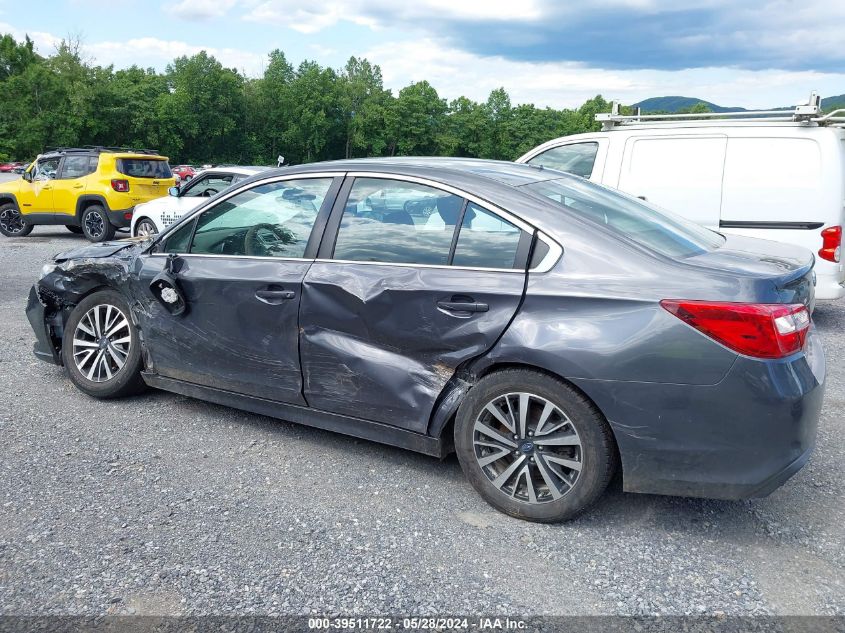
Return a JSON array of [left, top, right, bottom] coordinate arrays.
[[437, 299, 489, 313], [73, 183, 84, 189], [255, 288, 295, 304]]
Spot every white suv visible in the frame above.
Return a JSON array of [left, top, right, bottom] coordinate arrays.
[[130, 166, 269, 236], [517, 96, 845, 300]]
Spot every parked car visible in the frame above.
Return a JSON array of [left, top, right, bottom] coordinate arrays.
[[130, 166, 270, 236], [27, 158, 824, 522], [171, 165, 196, 183], [0, 147, 175, 242], [517, 95, 845, 300], [0, 161, 23, 173]]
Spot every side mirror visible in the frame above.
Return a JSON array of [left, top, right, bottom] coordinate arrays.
[[22, 171, 32, 182], [168, 186, 180, 197]]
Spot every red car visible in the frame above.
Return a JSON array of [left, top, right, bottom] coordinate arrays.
[[171, 165, 196, 182], [0, 162, 22, 173]]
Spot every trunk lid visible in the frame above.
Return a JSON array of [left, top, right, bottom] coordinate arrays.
[[686, 234, 816, 308], [115, 155, 175, 200]]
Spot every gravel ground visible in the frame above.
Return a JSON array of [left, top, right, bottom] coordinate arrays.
[[0, 223, 842, 618]]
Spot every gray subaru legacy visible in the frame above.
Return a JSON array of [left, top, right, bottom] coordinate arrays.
[[26, 158, 824, 522]]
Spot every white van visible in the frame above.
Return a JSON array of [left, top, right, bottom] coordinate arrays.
[[516, 95, 845, 300]]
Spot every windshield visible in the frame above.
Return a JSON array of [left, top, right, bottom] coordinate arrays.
[[523, 177, 724, 258], [117, 158, 172, 179]]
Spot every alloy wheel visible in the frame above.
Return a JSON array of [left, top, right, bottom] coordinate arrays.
[[135, 220, 158, 237], [84, 211, 105, 239], [0, 207, 25, 234], [72, 304, 132, 383], [473, 392, 583, 504]]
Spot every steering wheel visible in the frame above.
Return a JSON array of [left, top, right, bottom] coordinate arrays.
[[201, 188, 219, 197], [244, 223, 294, 256]]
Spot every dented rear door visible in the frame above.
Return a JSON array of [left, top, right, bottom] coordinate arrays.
[[299, 175, 531, 433]]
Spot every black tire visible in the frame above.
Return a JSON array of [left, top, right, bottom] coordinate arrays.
[[0, 203, 34, 237], [66, 225, 83, 234], [133, 218, 158, 238], [80, 204, 116, 242], [62, 290, 146, 399], [454, 369, 616, 523]]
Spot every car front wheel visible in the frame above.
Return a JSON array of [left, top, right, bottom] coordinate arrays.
[[80, 205, 116, 242], [62, 290, 146, 398], [0, 204, 34, 237], [454, 369, 617, 523], [134, 218, 158, 237]]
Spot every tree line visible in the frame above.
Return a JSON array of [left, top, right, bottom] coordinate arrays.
[[1, 33, 627, 165]]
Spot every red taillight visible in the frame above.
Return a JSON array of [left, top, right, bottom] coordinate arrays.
[[819, 225, 841, 263], [660, 300, 810, 359], [111, 179, 129, 192]]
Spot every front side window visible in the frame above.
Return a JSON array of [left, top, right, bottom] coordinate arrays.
[[453, 203, 522, 269], [162, 218, 195, 253], [33, 157, 60, 180], [189, 178, 332, 258], [333, 178, 459, 265], [527, 143, 599, 178], [181, 174, 236, 198]]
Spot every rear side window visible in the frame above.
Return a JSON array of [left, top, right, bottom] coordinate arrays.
[[453, 203, 521, 268], [332, 178, 457, 265], [527, 143, 598, 178], [60, 155, 97, 179], [117, 158, 172, 179], [332, 178, 527, 269]]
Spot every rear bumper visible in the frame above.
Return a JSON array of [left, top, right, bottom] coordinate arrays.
[[107, 206, 134, 228], [25, 285, 62, 366], [814, 269, 845, 301], [574, 329, 826, 500]]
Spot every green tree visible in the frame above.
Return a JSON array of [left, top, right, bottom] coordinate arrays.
[[389, 81, 446, 156]]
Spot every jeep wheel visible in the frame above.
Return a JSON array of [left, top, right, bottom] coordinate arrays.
[[80, 205, 116, 242], [0, 204, 33, 237]]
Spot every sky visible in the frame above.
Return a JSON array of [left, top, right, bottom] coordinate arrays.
[[1, 0, 844, 109]]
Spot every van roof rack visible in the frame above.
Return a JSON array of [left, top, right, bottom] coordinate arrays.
[[596, 92, 845, 130], [44, 146, 161, 155]]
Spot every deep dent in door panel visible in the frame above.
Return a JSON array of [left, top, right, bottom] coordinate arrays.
[[299, 263, 525, 433]]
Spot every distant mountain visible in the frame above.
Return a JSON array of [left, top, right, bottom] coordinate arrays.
[[633, 93, 845, 114], [633, 96, 746, 113], [821, 94, 845, 111]]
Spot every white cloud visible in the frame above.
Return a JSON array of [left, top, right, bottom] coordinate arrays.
[[362, 39, 845, 109], [87, 37, 265, 73], [242, 0, 544, 32], [168, 0, 240, 20], [0, 21, 63, 54]]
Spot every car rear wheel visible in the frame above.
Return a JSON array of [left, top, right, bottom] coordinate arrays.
[[66, 225, 83, 234], [80, 205, 116, 242], [134, 218, 158, 238], [0, 204, 33, 237], [62, 290, 146, 398], [454, 369, 616, 523]]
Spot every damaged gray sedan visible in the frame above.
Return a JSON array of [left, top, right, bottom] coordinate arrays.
[[27, 158, 825, 522]]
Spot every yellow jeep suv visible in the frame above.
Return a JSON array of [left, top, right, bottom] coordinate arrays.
[[0, 147, 175, 242]]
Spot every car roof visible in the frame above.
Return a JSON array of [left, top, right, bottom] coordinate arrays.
[[263, 157, 567, 187], [195, 166, 271, 176]]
